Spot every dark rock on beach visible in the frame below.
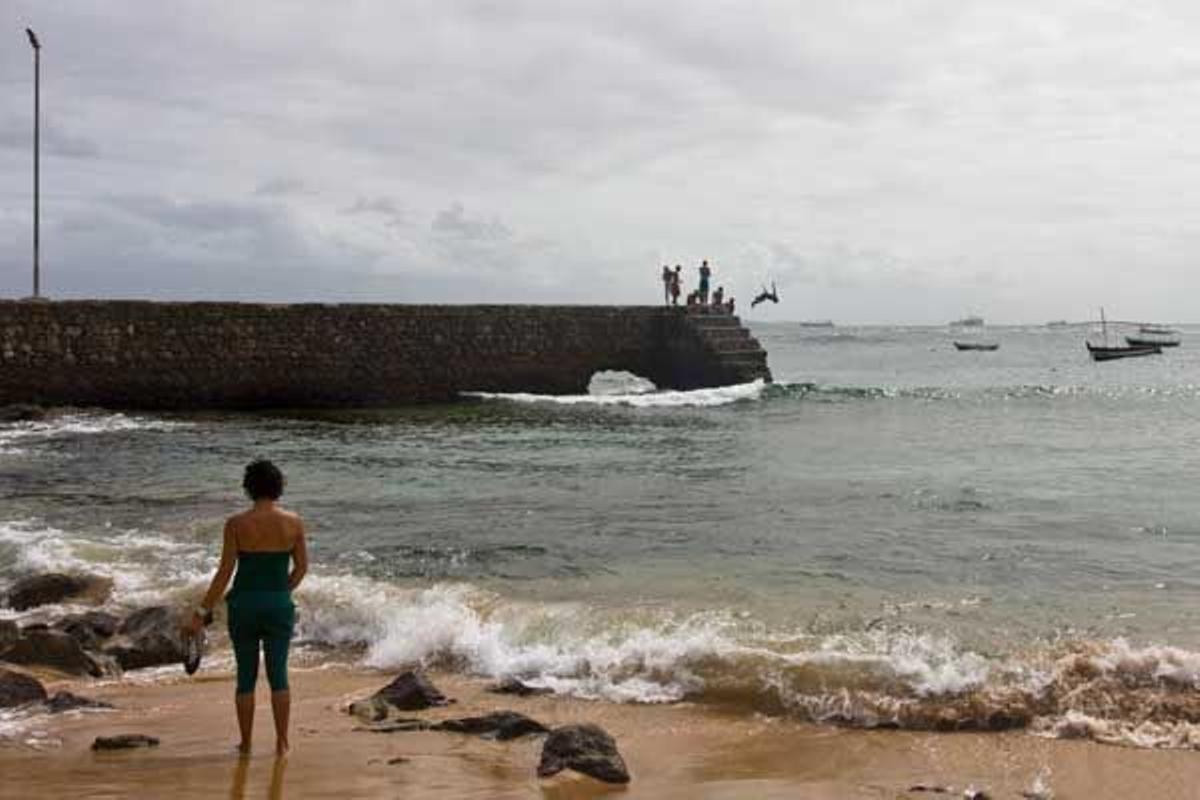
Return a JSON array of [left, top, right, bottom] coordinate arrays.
[[117, 606, 177, 639], [92, 734, 159, 750], [488, 677, 553, 697], [0, 667, 48, 708], [358, 718, 434, 733], [45, 691, 113, 713], [436, 711, 549, 741], [53, 611, 121, 650], [349, 670, 451, 720], [104, 606, 186, 670], [0, 619, 18, 651], [361, 711, 550, 741], [5, 573, 113, 611], [537, 724, 631, 784], [0, 629, 104, 677]]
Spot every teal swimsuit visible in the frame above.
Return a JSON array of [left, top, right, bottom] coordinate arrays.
[[226, 551, 295, 694]]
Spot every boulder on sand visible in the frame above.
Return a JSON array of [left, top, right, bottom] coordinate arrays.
[[104, 606, 186, 670], [537, 724, 631, 784], [435, 711, 549, 741], [0, 667, 48, 708], [348, 670, 451, 720], [360, 711, 549, 741], [0, 629, 104, 677], [5, 573, 113, 611]]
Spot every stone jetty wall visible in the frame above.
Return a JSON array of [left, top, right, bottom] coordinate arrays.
[[0, 300, 772, 409]]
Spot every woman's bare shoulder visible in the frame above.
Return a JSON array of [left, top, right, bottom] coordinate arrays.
[[277, 508, 306, 532], [225, 510, 251, 529]]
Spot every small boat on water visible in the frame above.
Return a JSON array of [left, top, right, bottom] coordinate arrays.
[[1087, 308, 1162, 361], [1140, 324, 1177, 335], [1045, 320, 1069, 328], [1087, 342, 1161, 361], [954, 341, 999, 351], [798, 320, 835, 328], [1125, 335, 1181, 348]]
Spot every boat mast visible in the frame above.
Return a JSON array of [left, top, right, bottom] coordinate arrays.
[[1100, 307, 1107, 346]]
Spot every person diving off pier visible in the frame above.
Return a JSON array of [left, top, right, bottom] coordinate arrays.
[[750, 282, 779, 308]]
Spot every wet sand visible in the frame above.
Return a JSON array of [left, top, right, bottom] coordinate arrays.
[[2, 665, 1198, 799]]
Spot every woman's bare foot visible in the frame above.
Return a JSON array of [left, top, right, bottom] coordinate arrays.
[[275, 738, 289, 756], [237, 741, 252, 756]]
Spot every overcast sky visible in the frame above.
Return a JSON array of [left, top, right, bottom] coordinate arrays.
[[4, 2, 1200, 323]]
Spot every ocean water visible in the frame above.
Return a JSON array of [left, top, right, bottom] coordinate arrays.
[[5, 321, 1200, 747]]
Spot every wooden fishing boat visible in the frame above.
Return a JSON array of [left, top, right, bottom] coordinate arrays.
[[1087, 342, 1161, 361], [1125, 335, 1180, 348], [1140, 325, 1177, 336], [1088, 307, 1162, 361], [953, 341, 999, 351]]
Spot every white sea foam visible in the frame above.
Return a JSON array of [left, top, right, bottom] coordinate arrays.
[[0, 519, 213, 612], [464, 380, 766, 408], [0, 413, 191, 455]]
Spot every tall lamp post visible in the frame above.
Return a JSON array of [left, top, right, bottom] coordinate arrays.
[[26, 28, 41, 299]]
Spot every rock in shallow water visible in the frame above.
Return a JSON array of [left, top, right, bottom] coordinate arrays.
[[0, 629, 104, 677], [4, 573, 113, 611], [488, 677, 553, 697], [0, 667, 48, 708], [537, 724, 630, 784], [45, 691, 113, 713], [92, 734, 159, 750], [53, 611, 121, 650]]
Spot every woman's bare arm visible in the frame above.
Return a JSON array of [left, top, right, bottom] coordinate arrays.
[[288, 522, 308, 591], [200, 521, 239, 611]]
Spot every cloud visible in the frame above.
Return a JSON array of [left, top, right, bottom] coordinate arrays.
[[342, 196, 406, 228], [0, 115, 99, 159], [254, 177, 310, 197], [5, 1, 1200, 322]]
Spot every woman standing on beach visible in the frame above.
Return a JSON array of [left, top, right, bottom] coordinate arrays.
[[188, 459, 308, 756]]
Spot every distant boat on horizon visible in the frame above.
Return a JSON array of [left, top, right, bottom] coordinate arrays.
[[953, 341, 999, 351], [1045, 320, 1070, 328], [798, 320, 835, 328], [950, 315, 984, 327]]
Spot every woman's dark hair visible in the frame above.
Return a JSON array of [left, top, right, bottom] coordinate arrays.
[[243, 459, 285, 500]]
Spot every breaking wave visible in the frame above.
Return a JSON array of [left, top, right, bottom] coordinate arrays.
[[463, 380, 767, 408], [6, 517, 1200, 750]]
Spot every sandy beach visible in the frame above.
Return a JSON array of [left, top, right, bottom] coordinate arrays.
[[1, 664, 1197, 799]]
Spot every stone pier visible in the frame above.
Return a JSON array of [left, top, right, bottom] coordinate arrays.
[[0, 301, 771, 409]]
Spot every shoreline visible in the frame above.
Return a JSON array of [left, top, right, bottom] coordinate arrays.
[[3, 665, 1199, 799]]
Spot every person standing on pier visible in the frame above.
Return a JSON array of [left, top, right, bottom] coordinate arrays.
[[661, 265, 673, 305], [670, 265, 682, 306], [699, 260, 712, 304]]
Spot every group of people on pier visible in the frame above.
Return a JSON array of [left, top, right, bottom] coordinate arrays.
[[660, 261, 734, 314]]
